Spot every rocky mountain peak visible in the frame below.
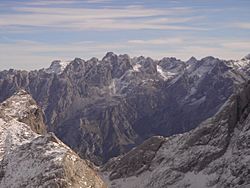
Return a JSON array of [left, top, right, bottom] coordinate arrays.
[[199, 56, 219, 65], [89, 57, 99, 63], [118, 54, 130, 60], [186, 56, 197, 64], [187, 56, 223, 75], [73, 57, 83, 63], [45, 60, 71, 74], [0, 91, 106, 188], [102, 52, 118, 62], [158, 57, 184, 71], [131, 56, 146, 63]]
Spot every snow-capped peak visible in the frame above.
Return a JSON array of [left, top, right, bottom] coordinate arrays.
[[45, 60, 71, 74]]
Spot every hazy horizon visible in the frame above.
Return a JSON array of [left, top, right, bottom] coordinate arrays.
[[0, 0, 250, 70]]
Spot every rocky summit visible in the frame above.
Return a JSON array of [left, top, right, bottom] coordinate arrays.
[[0, 90, 106, 188], [102, 80, 250, 188], [0, 53, 250, 165]]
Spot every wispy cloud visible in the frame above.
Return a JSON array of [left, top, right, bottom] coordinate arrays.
[[0, 4, 202, 32], [85, 0, 112, 3], [232, 22, 250, 29], [221, 41, 250, 49], [128, 37, 183, 45], [22, 0, 78, 6], [0, 0, 78, 7], [0, 0, 249, 70]]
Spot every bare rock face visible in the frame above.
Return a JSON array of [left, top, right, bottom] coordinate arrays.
[[0, 53, 249, 165], [0, 91, 106, 188], [103, 81, 250, 188], [102, 136, 166, 180]]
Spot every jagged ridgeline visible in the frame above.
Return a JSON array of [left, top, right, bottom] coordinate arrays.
[[0, 53, 250, 165], [102, 80, 250, 188]]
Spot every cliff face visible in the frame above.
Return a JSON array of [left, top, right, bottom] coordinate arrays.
[[103, 81, 250, 188], [0, 54, 249, 164], [0, 90, 106, 188]]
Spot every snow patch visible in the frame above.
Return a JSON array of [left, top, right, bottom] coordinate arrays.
[[180, 171, 214, 188], [132, 63, 142, 72], [232, 59, 250, 69], [157, 65, 176, 81], [103, 171, 151, 188], [45, 60, 71, 74]]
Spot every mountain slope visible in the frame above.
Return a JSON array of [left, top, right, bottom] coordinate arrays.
[[0, 90, 106, 188], [0, 53, 249, 164], [102, 81, 250, 188]]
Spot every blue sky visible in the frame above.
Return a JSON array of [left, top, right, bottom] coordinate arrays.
[[0, 0, 250, 70]]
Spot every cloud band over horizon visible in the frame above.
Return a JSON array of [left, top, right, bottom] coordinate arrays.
[[0, 0, 249, 70]]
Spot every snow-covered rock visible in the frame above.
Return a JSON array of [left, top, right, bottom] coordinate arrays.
[[156, 65, 176, 81], [103, 82, 250, 188], [0, 90, 106, 188], [45, 60, 71, 74]]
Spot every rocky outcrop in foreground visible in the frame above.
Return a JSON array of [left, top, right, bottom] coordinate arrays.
[[0, 90, 106, 188], [103, 81, 250, 188]]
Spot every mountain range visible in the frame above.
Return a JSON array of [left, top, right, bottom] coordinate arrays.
[[0, 53, 250, 187], [0, 53, 249, 165]]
